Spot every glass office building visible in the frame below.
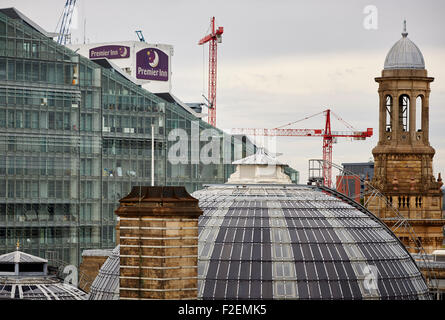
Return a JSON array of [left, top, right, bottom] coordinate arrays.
[[0, 8, 266, 266]]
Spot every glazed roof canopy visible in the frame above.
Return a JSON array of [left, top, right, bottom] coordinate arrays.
[[0, 249, 87, 300], [0, 251, 47, 264], [0, 278, 87, 300]]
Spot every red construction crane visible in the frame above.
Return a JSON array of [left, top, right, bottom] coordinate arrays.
[[230, 109, 373, 188], [198, 17, 224, 127]]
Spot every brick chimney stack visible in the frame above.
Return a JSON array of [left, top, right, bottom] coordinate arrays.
[[115, 186, 203, 300]]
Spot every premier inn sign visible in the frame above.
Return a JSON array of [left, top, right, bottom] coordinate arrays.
[[136, 48, 169, 81], [89, 45, 130, 59]]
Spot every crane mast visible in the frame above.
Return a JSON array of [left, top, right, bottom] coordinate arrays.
[[198, 17, 223, 127], [323, 110, 333, 188]]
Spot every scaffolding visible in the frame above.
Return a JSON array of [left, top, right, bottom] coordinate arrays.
[[46, 251, 93, 293], [308, 159, 440, 298]]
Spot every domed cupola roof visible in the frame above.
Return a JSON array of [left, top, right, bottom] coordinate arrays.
[[384, 21, 425, 70]]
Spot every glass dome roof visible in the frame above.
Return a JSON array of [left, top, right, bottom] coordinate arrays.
[[88, 146, 431, 300], [0, 277, 87, 300], [193, 184, 430, 300], [89, 184, 430, 300], [0, 249, 87, 300]]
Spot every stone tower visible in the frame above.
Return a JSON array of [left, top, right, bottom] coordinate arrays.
[[367, 22, 444, 253]]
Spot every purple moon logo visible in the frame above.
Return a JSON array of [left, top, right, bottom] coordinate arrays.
[[89, 45, 130, 59], [147, 50, 159, 68], [136, 48, 168, 81], [118, 47, 128, 58]]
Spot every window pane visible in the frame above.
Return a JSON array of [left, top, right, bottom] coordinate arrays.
[[0, 58, 6, 80], [0, 109, 5, 127]]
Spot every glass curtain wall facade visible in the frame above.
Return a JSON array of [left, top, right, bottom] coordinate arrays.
[[0, 10, 257, 266]]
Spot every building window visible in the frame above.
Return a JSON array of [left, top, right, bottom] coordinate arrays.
[[48, 63, 55, 83], [31, 111, 39, 129], [41, 62, 47, 82], [0, 183, 5, 197], [56, 64, 63, 84], [55, 181, 62, 198], [7, 156, 14, 175], [0, 19, 5, 36], [80, 159, 92, 176], [32, 62, 39, 81], [56, 112, 63, 130], [84, 91, 92, 109], [16, 60, 24, 81], [0, 156, 5, 175], [48, 181, 55, 198], [81, 181, 93, 199], [15, 180, 23, 198], [24, 61, 31, 81], [24, 111, 31, 128], [0, 58, 5, 80], [7, 181, 14, 198], [0, 109, 5, 127], [40, 111, 47, 129], [7, 110, 14, 128], [31, 181, 39, 198], [7, 60, 14, 81], [15, 157, 23, 175], [80, 114, 92, 131], [48, 112, 55, 129]]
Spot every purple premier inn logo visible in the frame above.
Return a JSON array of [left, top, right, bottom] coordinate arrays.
[[89, 45, 130, 59], [136, 48, 169, 81]]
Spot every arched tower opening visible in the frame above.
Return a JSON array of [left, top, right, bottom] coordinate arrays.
[[416, 95, 423, 133], [385, 95, 393, 133], [398, 94, 409, 133]]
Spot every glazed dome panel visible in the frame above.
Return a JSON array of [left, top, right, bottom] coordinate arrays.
[[194, 185, 430, 300]]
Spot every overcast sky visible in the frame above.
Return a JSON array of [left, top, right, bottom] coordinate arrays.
[[4, 0, 445, 183]]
